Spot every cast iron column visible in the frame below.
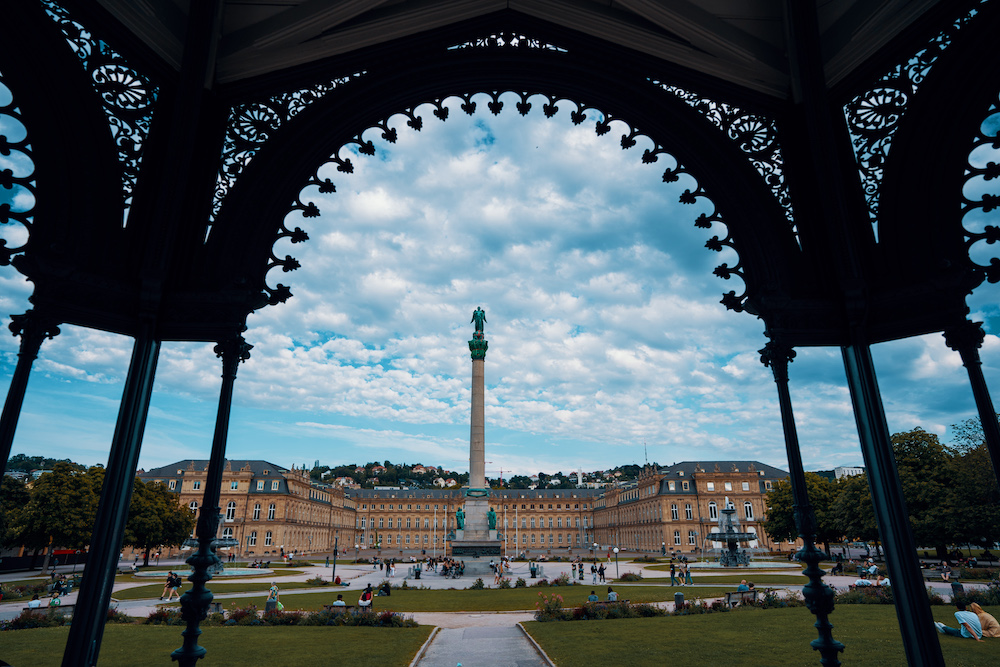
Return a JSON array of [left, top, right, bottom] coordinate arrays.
[[760, 341, 844, 666], [842, 340, 944, 666], [0, 309, 59, 477], [944, 320, 1000, 487], [173, 335, 251, 666], [63, 323, 160, 667]]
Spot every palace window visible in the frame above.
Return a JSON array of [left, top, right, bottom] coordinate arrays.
[[706, 482, 715, 491], [379, 518, 384, 528], [531, 534, 536, 543], [225, 502, 236, 520], [247, 531, 257, 547], [253, 504, 261, 520], [230, 481, 239, 490], [193, 481, 201, 490], [256, 481, 264, 490], [671, 504, 678, 520], [168, 480, 176, 490], [361, 518, 366, 529], [765, 481, 773, 490], [406, 518, 411, 528], [557, 518, 562, 528], [685, 504, 693, 520], [709, 502, 718, 520], [222, 527, 233, 539], [674, 530, 681, 545], [424, 518, 429, 528], [744, 502, 754, 520], [522, 518, 527, 528], [688, 531, 697, 545], [742, 482, 750, 491], [725, 482, 733, 491], [271, 481, 279, 490], [265, 531, 272, 546], [189, 501, 198, 513], [268, 504, 276, 520]]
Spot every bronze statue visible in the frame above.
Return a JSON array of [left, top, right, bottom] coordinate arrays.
[[456, 507, 465, 530], [487, 507, 497, 530], [471, 307, 487, 333]]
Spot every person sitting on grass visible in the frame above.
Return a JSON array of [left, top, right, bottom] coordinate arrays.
[[607, 587, 618, 602], [736, 580, 749, 592], [970, 602, 999, 638], [935, 601, 982, 641], [587, 590, 599, 602]]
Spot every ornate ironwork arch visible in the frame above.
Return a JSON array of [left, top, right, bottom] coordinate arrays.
[[208, 48, 801, 324]]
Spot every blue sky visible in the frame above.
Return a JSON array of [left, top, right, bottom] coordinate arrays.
[[2, 92, 999, 477]]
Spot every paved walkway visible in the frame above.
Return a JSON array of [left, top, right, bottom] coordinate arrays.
[[415, 626, 549, 667]]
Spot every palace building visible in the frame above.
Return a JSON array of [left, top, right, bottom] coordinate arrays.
[[142, 459, 789, 559]]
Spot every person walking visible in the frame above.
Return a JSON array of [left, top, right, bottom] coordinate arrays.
[[598, 563, 606, 583], [685, 562, 694, 585], [670, 563, 678, 586], [591, 562, 598, 584]]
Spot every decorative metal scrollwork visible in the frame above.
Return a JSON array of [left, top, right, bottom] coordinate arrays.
[[39, 0, 157, 226], [209, 74, 365, 226], [844, 4, 982, 225], [448, 32, 567, 53], [271, 91, 750, 313], [961, 89, 1000, 282], [0, 70, 36, 266], [653, 82, 795, 236]]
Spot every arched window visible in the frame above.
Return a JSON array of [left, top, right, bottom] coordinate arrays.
[[708, 501, 718, 520], [253, 503, 261, 521], [222, 527, 233, 539], [225, 501, 236, 520], [744, 501, 754, 520], [188, 500, 198, 513]]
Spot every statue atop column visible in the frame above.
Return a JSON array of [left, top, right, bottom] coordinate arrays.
[[456, 507, 465, 530], [471, 307, 487, 334], [487, 507, 497, 530]]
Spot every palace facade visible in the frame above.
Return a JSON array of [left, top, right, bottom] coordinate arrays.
[[142, 459, 792, 558]]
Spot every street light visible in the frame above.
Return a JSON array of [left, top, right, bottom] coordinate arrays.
[[613, 546, 620, 579], [73, 550, 81, 575], [331, 532, 339, 585]]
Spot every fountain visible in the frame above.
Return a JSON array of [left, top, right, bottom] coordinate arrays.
[[707, 497, 758, 567]]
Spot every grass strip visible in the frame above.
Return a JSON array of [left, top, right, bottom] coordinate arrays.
[[191, 585, 737, 613], [0, 625, 433, 666], [525, 605, 1000, 667], [640, 574, 808, 585]]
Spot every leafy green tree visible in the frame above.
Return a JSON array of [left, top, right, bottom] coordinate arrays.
[[762, 473, 841, 553], [16, 462, 101, 569], [829, 473, 879, 546], [123, 479, 196, 566], [946, 416, 1000, 550], [507, 475, 532, 489], [891, 428, 954, 555], [0, 475, 30, 549]]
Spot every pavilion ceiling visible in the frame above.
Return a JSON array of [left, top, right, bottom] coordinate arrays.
[[94, 0, 946, 97]]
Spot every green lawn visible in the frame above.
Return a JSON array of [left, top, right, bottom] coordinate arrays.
[[642, 573, 808, 585], [173, 585, 737, 613], [113, 578, 328, 601], [525, 605, 1000, 667], [0, 625, 432, 666]]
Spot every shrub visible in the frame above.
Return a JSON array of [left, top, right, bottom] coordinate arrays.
[[619, 572, 643, 582], [285, 559, 311, 567], [960, 567, 999, 581], [223, 605, 260, 626], [835, 586, 894, 605], [0, 609, 70, 631], [534, 592, 569, 621], [531, 579, 550, 587], [514, 577, 527, 588], [261, 609, 305, 625], [954, 587, 1000, 607], [106, 608, 133, 624], [498, 577, 512, 589], [469, 578, 486, 590], [0, 582, 49, 602], [144, 608, 185, 625], [305, 576, 329, 586], [553, 573, 571, 586]]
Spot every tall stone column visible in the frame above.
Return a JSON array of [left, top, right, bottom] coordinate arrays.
[[469, 341, 487, 490]]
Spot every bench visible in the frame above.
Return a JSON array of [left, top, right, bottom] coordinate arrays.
[[321, 604, 356, 614], [724, 590, 758, 607], [23, 604, 75, 618], [921, 569, 960, 581]]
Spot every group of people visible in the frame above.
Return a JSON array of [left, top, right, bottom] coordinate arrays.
[[370, 557, 398, 577], [490, 557, 511, 584], [936, 601, 999, 641], [587, 561, 607, 584], [26, 592, 63, 608], [669, 562, 693, 586], [586, 587, 620, 602], [248, 559, 270, 569], [437, 558, 465, 578], [159, 572, 183, 601]]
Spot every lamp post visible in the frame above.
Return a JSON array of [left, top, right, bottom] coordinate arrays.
[[331, 532, 339, 585], [73, 550, 81, 575], [613, 546, 620, 579]]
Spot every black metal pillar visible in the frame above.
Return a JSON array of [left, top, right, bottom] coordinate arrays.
[[945, 320, 1000, 487], [842, 339, 944, 666], [0, 310, 59, 477], [760, 341, 844, 666], [62, 323, 160, 667], [173, 335, 251, 666]]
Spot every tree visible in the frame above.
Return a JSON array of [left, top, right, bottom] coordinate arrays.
[[16, 462, 101, 569], [829, 474, 879, 546], [508, 475, 532, 489], [947, 416, 1000, 550], [0, 475, 30, 549], [123, 479, 196, 566], [762, 473, 841, 553], [891, 428, 954, 555]]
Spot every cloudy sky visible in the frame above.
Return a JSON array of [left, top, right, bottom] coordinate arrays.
[[2, 91, 999, 478]]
